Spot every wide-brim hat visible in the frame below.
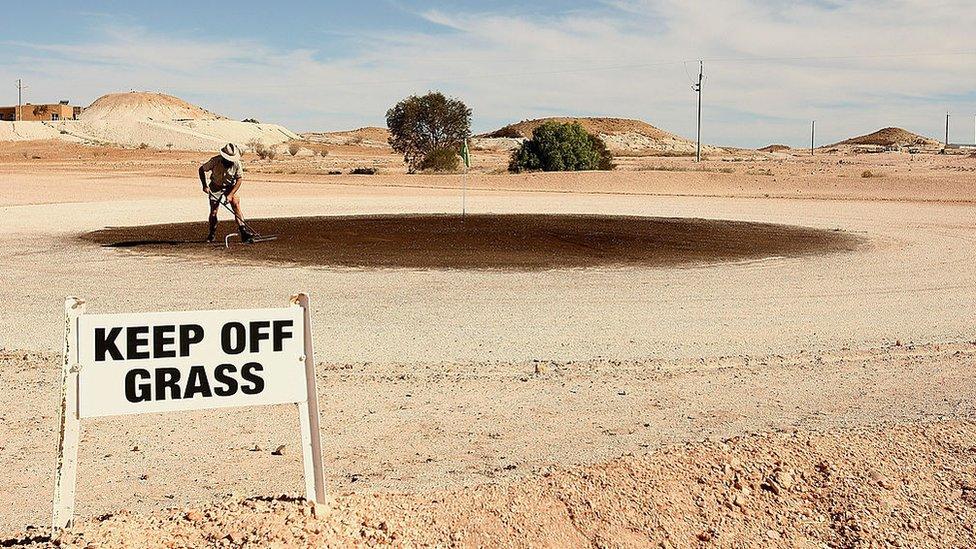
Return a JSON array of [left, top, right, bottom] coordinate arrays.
[[219, 143, 241, 162]]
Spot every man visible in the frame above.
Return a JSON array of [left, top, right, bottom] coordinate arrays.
[[199, 143, 254, 243]]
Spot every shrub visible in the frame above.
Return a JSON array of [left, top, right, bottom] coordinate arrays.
[[350, 167, 377, 175], [242, 118, 260, 123], [861, 170, 882, 178], [509, 122, 614, 173], [287, 142, 301, 156], [386, 92, 471, 172], [417, 147, 460, 172], [138, 142, 149, 149], [247, 140, 276, 160]]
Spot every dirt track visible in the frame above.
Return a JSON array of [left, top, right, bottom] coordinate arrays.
[[84, 214, 859, 270], [2, 150, 976, 545]]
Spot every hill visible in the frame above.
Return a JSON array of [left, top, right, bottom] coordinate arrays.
[[480, 117, 722, 156], [834, 127, 939, 148], [79, 92, 225, 122]]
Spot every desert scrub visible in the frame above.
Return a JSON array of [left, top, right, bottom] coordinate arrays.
[[746, 168, 774, 176], [287, 142, 301, 156], [861, 170, 883, 178], [509, 121, 614, 173], [417, 147, 460, 173]]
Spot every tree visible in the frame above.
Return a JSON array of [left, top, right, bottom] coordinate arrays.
[[509, 121, 615, 173], [386, 92, 471, 172]]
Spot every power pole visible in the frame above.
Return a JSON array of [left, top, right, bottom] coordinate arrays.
[[694, 60, 703, 162], [811, 120, 815, 156], [15, 78, 26, 121], [945, 112, 950, 150]]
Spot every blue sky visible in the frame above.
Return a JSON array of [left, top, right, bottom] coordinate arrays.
[[3, 1, 976, 147]]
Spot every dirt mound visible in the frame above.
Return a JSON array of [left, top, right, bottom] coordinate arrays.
[[83, 214, 859, 271], [481, 117, 722, 156], [79, 92, 225, 122], [758, 144, 791, 153], [302, 127, 391, 148], [10, 420, 974, 547], [482, 117, 676, 140], [836, 127, 939, 147]]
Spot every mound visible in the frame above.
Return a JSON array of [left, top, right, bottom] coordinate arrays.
[[302, 127, 391, 148], [835, 127, 939, 148], [80, 92, 225, 122], [481, 117, 722, 156], [482, 117, 676, 140], [12, 420, 975, 547]]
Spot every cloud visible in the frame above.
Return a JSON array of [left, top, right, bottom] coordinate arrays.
[[2, 1, 975, 146]]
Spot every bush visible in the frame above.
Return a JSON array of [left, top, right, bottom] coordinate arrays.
[[509, 122, 614, 173], [242, 118, 260, 123], [247, 140, 276, 160], [138, 142, 149, 149], [386, 92, 471, 173], [287, 142, 301, 156], [350, 167, 377, 175], [861, 170, 882, 178], [417, 147, 460, 172]]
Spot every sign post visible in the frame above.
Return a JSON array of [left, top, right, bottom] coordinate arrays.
[[51, 295, 325, 534], [52, 296, 85, 531]]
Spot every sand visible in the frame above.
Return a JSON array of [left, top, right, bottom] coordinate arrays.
[[83, 213, 860, 270], [2, 144, 976, 545]]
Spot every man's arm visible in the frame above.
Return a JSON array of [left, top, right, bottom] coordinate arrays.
[[198, 165, 208, 192]]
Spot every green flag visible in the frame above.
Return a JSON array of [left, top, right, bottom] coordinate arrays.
[[461, 139, 470, 169]]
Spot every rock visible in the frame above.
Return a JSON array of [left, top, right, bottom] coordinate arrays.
[[185, 510, 203, 522], [272, 444, 286, 456], [766, 529, 781, 540]]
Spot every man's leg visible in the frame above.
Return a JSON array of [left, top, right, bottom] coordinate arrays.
[[227, 195, 254, 242], [207, 195, 219, 242]]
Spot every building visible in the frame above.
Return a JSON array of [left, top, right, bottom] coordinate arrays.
[[0, 101, 80, 122]]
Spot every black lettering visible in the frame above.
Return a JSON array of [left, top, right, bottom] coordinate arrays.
[[126, 326, 150, 360], [95, 327, 124, 361], [240, 362, 265, 395], [153, 325, 177, 358], [250, 321, 271, 353], [124, 369, 152, 403], [213, 364, 238, 396], [183, 365, 213, 399], [222, 322, 246, 354], [179, 324, 204, 357], [272, 320, 293, 352], [155, 367, 182, 400]]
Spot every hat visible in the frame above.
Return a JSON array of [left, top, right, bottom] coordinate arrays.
[[219, 143, 241, 162]]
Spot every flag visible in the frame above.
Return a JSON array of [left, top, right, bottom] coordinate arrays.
[[461, 139, 470, 169]]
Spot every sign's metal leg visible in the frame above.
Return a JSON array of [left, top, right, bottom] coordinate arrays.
[[52, 296, 85, 534], [290, 293, 326, 503]]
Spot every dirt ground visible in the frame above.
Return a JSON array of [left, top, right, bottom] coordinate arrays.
[[1, 143, 976, 546], [83, 213, 860, 270]]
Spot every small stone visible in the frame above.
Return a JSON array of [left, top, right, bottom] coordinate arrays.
[[766, 529, 781, 540], [272, 444, 286, 456], [185, 510, 203, 522]]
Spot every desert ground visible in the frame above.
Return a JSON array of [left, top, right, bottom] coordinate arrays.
[[2, 129, 976, 547]]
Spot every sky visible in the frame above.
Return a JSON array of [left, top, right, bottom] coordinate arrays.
[[3, 0, 976, 147]]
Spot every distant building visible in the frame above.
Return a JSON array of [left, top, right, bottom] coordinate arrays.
[[0, 100, 80, 121]]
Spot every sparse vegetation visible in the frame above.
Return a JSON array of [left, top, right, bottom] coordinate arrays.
[[386, 92, 471, 173], [417, 147, 461, 173], [746, 168, 774, 176], [350, 167, 378, 175], [861, 170, 883, 178], [247, 139, 277, 160], [242, 118, 260, 123], [138, 143, 149, 149], [509, 121, 614, 173], [287, 142, 301, 156], [639, 165, 734, 174]]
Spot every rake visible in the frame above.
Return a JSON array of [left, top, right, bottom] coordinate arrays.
[[205, 190, 277, 247]]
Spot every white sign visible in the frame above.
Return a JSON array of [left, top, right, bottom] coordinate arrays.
[[77, 307, 305, 417], [52, 294, 326, 534]]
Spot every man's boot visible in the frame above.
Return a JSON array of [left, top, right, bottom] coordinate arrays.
[[207, 226, 217, 243], [239, 225, 255, 244]]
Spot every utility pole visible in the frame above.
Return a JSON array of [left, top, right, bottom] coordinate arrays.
[[694, 60, 703, 162], [945, 112, 950, 152], [15, 78, 27, 121], [811, 120, 815, 156]]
